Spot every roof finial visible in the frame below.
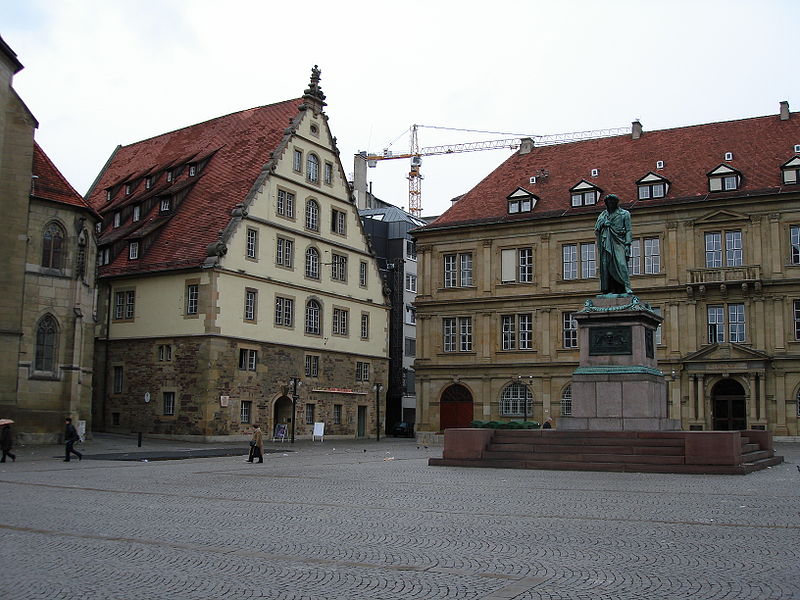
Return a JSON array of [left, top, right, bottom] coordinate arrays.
[[302, 65, 326, 110]]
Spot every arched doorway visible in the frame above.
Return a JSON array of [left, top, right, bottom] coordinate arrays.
[[273, 395, 292, 438], [439, 384, 473, 430], [711, 379, 747, 430]]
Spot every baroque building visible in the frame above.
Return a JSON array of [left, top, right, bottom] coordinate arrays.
[[0, 36, 99, 442], [413, 103, 800, 439], [87, 68, 389, 440]]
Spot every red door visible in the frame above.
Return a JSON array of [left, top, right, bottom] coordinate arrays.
[[439, 384, 474, 430]]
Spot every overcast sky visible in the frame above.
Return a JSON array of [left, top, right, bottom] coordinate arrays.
[[5, 0, 799, 216]]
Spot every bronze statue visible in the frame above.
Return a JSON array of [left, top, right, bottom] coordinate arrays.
[[595, 194, 632, 295]]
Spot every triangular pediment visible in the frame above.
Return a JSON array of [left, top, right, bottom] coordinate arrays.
[[693, 208, 750, 225], [570, 179, 600, 192], [781, 156, 800, 168], [707, 163, 741, 176], [507, 187, 535, 199], [683, 342, 771, 363], [636, 171, 669, 184]]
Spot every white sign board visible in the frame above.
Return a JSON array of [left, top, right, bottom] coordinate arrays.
[[312, 422, 325, 441]]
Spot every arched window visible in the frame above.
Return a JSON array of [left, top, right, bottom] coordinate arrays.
[[305, 247, 320, 279], [35, 315, 58, 372], [307, 154, 320, 183], [561, 385, 572, 416], [42, 222, 65, 269], [305, 199, 319, 231], [305, 299, 321, 335], [500, 382, 533, 417]]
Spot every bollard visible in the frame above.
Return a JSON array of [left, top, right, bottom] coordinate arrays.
[[138, 432, 142, 447]]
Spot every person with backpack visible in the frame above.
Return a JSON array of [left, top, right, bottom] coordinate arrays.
[[63, 417, 82, 462]]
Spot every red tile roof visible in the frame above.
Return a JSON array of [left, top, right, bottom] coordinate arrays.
[[86, 99, 304, 276], [427, 111, 800, 229], [32, 142, 97, 215]]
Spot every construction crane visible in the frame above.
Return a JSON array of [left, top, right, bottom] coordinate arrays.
[[361, 124, 631, 217]]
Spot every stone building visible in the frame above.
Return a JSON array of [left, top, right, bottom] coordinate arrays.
[[413, 103, 800, 439], [87, 68, 389, 441], [0, 36, 99, 442]]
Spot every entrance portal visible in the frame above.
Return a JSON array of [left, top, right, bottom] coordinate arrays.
[[711, 379, 747, 430], [273, 396, 292, 438], [439, 384, 474, 430]]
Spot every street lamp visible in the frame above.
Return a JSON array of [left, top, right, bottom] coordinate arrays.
[[288, 377, 301, 443], [517, 375, 533, 422], [373, 382, 383, 441]]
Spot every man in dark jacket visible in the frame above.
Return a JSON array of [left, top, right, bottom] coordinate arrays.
[[64, 417, 82, 462], [1, 424, 15, 462]]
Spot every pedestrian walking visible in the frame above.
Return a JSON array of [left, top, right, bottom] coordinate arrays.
[[542, 417, 554, 429], [247, 424, 264, 463], [1, 422, 16, 462], [63, 417, 82, 462]]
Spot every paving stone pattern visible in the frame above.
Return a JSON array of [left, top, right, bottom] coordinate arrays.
[[1, 438, 799, 599]]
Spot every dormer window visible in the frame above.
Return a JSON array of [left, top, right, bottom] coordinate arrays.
[[113, 212, 121, 228], [781, 157, 800, 185], [188, 164, 197, 177], [160, 198, 171, 212], [166, 170, 173, 183], [636, 172, 670, 200], [98, 247, 110, 265], [132, 205, 141, 222], [129, 241, 139, 260], [570, 180, 601, 207], [707, 164, 741, 192], [144, 176, 153, 190], [106, 189, 112, 202], [125, 184, 132, 195], [507, 187, 537, 214]]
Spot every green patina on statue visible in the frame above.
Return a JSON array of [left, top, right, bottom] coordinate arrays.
[[595, 193, 633, 295]]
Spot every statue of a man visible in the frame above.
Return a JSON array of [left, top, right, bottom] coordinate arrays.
[[595, 193, 633, 295]]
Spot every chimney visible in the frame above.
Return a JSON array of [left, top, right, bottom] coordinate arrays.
[[780, 100, 790, 121], [519, 137, 534, 155], [631, 120, 643, 140]]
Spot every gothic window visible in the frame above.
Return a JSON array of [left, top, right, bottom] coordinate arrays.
[[35, 315, 58, 372], [42, 222, 65, 269]]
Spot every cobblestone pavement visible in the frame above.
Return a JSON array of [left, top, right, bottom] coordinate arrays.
[[1, 435, 799, 600]]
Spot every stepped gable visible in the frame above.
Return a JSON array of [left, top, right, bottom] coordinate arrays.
[[87, 98, 303, 276], [32, 142, 96, 214], [428, 111, 800, 228]]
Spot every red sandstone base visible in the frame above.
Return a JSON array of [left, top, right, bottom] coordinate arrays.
[[429, 428, 783, 474]]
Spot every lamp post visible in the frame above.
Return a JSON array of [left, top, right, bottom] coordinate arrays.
[[517, 375, 533, 422], [288, 377, 301, 444], [373, 382, 383, 441]]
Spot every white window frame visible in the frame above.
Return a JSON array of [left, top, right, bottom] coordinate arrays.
[[186, 284, 199, 316], [405, 273, 417, 292], [563, 312, 578, 348], [561, 385, 572, 416], [129, 242, 139, 260], [332, 307, 349, 336], [305, 354, 319, 377], [277, 189, 295, 218], [359, 260, 368, 287], [791, 225, 800, 265], [705, 230, 742, 268], [293, 149, 303, 172], [305, 247, 320, 279], [246, 228, 258, 259], [275, 296, 294, 327], [305, 199, 319, 231], [307, 153, 320, 183], [305, 300, 321, 335], [331, 253, 347, 282], [276, 237, 294, 268], [361, 313, 369, 339], [238, 348, 257, 371], [500, 382, 533, 417], [244, 289, 257, 322], [240, 400, 251, 424]]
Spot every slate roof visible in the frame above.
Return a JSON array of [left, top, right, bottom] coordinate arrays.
[[32, 142, 97, 216], [86, 98, 304, 276], [425, 110, 800, 230]]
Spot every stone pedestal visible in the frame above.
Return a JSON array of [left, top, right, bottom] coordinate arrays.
[[560, 295, 680, 431]]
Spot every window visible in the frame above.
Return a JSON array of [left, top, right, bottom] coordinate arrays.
[[333, 308, 349, 336], [34, 315, 57, 372], [276, 237, 294, 268], [244, 289, 257, 322], [305, 300, 321, 335], [305, 247, 320, 279], [129, 241, 139, 260], [166, 170, 173, 183], [240, 400, 251, 424], [105, 190, 112, 202], [636, 173, 669, 199], [563, 313, 578, 348], [581, 243, 596, 278], [41, 223, 65, 269], [188, 164, 197, 177], [186, 284, 199, 316], [561, 385, 572, 416], [132, 205, 141, 222], [406, 305, 416, 325], [305, 404, 315, 425], [356, 361, 370, 381], [359, 261, 368, 287], [361, 313, 370, 339], [653, 306, 663, 345], [500, 382, 533, 417], [502, 314, 533, 350], [293, 149, 303, 172], [708, 164, 740, 192], [238, 349, 257, 371], [305, 355, 319, 377], [506, 189, 536, 213], [443, 317, 472, 352], [331, 209, 346, 235], [331, 253, 347, 282], [501, 248, 533, 283], [113, 212, 121, 228], [160, 198, 171, 212], [277, 190, 295, 218], [114, 290, 135, 320], [790, 225, 800, 265], [563, 243, 596, 279], [781, 157, 800, 185], [405, 337, 416, 356], [307, 153, 319, 183], [794, 300, 800, 340], [324, 162, 334, 185], [305, 199, 319, 231], [406, 240, 417, 260], [729, 303, 745, 343], [163, 391, 175, 416], [113, 366, 123, 393], [405, 273, 417, 292], [707, 305, 724, 343], [628, 237, 661, 275], [145, 176, 153, 190], [275, 297, 294, 327], [707, 304, 745, 343], [570, 181, 600, 206], [246, 228, 258, 259], [333, 404, 342, 424], [125, 184, 132, 195], [443, 253, 473, 287], [158, 344, 172, 361], [705, 231, 742, 268]]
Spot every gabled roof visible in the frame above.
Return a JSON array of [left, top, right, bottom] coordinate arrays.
[[426, 110, 800, 229], [87, 98, 304, 276], [32, 142, 97, 216]]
